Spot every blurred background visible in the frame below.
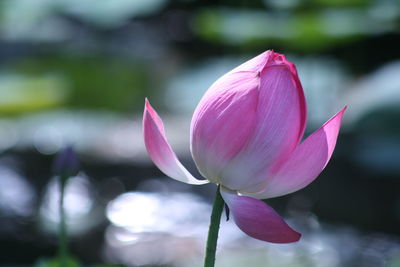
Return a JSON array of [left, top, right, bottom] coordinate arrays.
[[0, 0, 399, 266]]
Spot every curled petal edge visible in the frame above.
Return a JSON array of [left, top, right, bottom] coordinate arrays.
[[143, 99, 208, 185]]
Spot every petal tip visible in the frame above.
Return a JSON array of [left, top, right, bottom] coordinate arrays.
[[263, 50, 293, 70], [334, 106, 347, 125], [144, 97, 152, 110], [322, 106, 347, 129], [276, 229, 302, 244], [257, 223, 302, 244], [339, 105, 347, 115], [339, 106, 347, 117]]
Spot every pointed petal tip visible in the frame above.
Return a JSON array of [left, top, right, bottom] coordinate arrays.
[[263, 50, 293, 69], [337, 105, 347, 116], [143, 99, 151, 116], [144, 97, 152, 111], [338, 106, 347, 120], [338, 106, 346, 119], [320, 106, 347, 129]]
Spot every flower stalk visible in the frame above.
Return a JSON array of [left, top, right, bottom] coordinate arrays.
[[204, 186, 224, 267], [59, 174, 69, 267], [53, 146, 79, 267]]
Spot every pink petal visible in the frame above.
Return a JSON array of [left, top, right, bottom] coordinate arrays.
[[248, 107, 346, 199], [220, 52, 307, 192], [229, 50, 272, 73], [143, 99, 208, 185], [190, 70, 260, 182], [220, 188, 301, 243]]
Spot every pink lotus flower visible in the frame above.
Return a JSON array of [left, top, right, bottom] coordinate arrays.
[[143, 50, 346, 243]]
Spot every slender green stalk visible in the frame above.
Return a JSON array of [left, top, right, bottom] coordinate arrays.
[[204, 186, 224, 267], [59, 175, 69, 267]]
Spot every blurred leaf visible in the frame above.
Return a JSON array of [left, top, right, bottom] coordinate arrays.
[[10, 55, 153, 113], [312, 0, 370, 7], [0, 74, 67, 114], [193, 7, 395, 51], [193, 9, 294, 45], [34, 257, 80, 267], [264, 0, 370, 8]]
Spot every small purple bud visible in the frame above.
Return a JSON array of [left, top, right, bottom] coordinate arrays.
[[53, 145, 79, 179]]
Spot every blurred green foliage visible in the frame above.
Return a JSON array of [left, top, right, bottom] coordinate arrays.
[[8, 55, 152, 113], [193, 6, 393, 51], [0, 74, 66, 114], [35, 257, 125, 267], [35, 257, 81, 267]]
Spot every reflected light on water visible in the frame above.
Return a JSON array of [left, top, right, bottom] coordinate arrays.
[[0, 166, 35, 217], [108, 193, 160, 232], [33, 126, 64, 155], [104, 191, 211, 266], [39, 173, 98, 235], [103, 187, 400, 267], [104, 227, 202, 266], [106, 192, 210, 235]]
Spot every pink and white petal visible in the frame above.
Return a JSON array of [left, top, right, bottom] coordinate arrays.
[[190, 72, 259, 182], [220, 54, 307, 192], [220, 188, 301, 243], [143, 99, 208, 185], [248, 107, 346, 199]]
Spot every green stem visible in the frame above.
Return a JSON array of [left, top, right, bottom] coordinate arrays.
[[59, 176, 69, 267], [204, 186, 224, 267]]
